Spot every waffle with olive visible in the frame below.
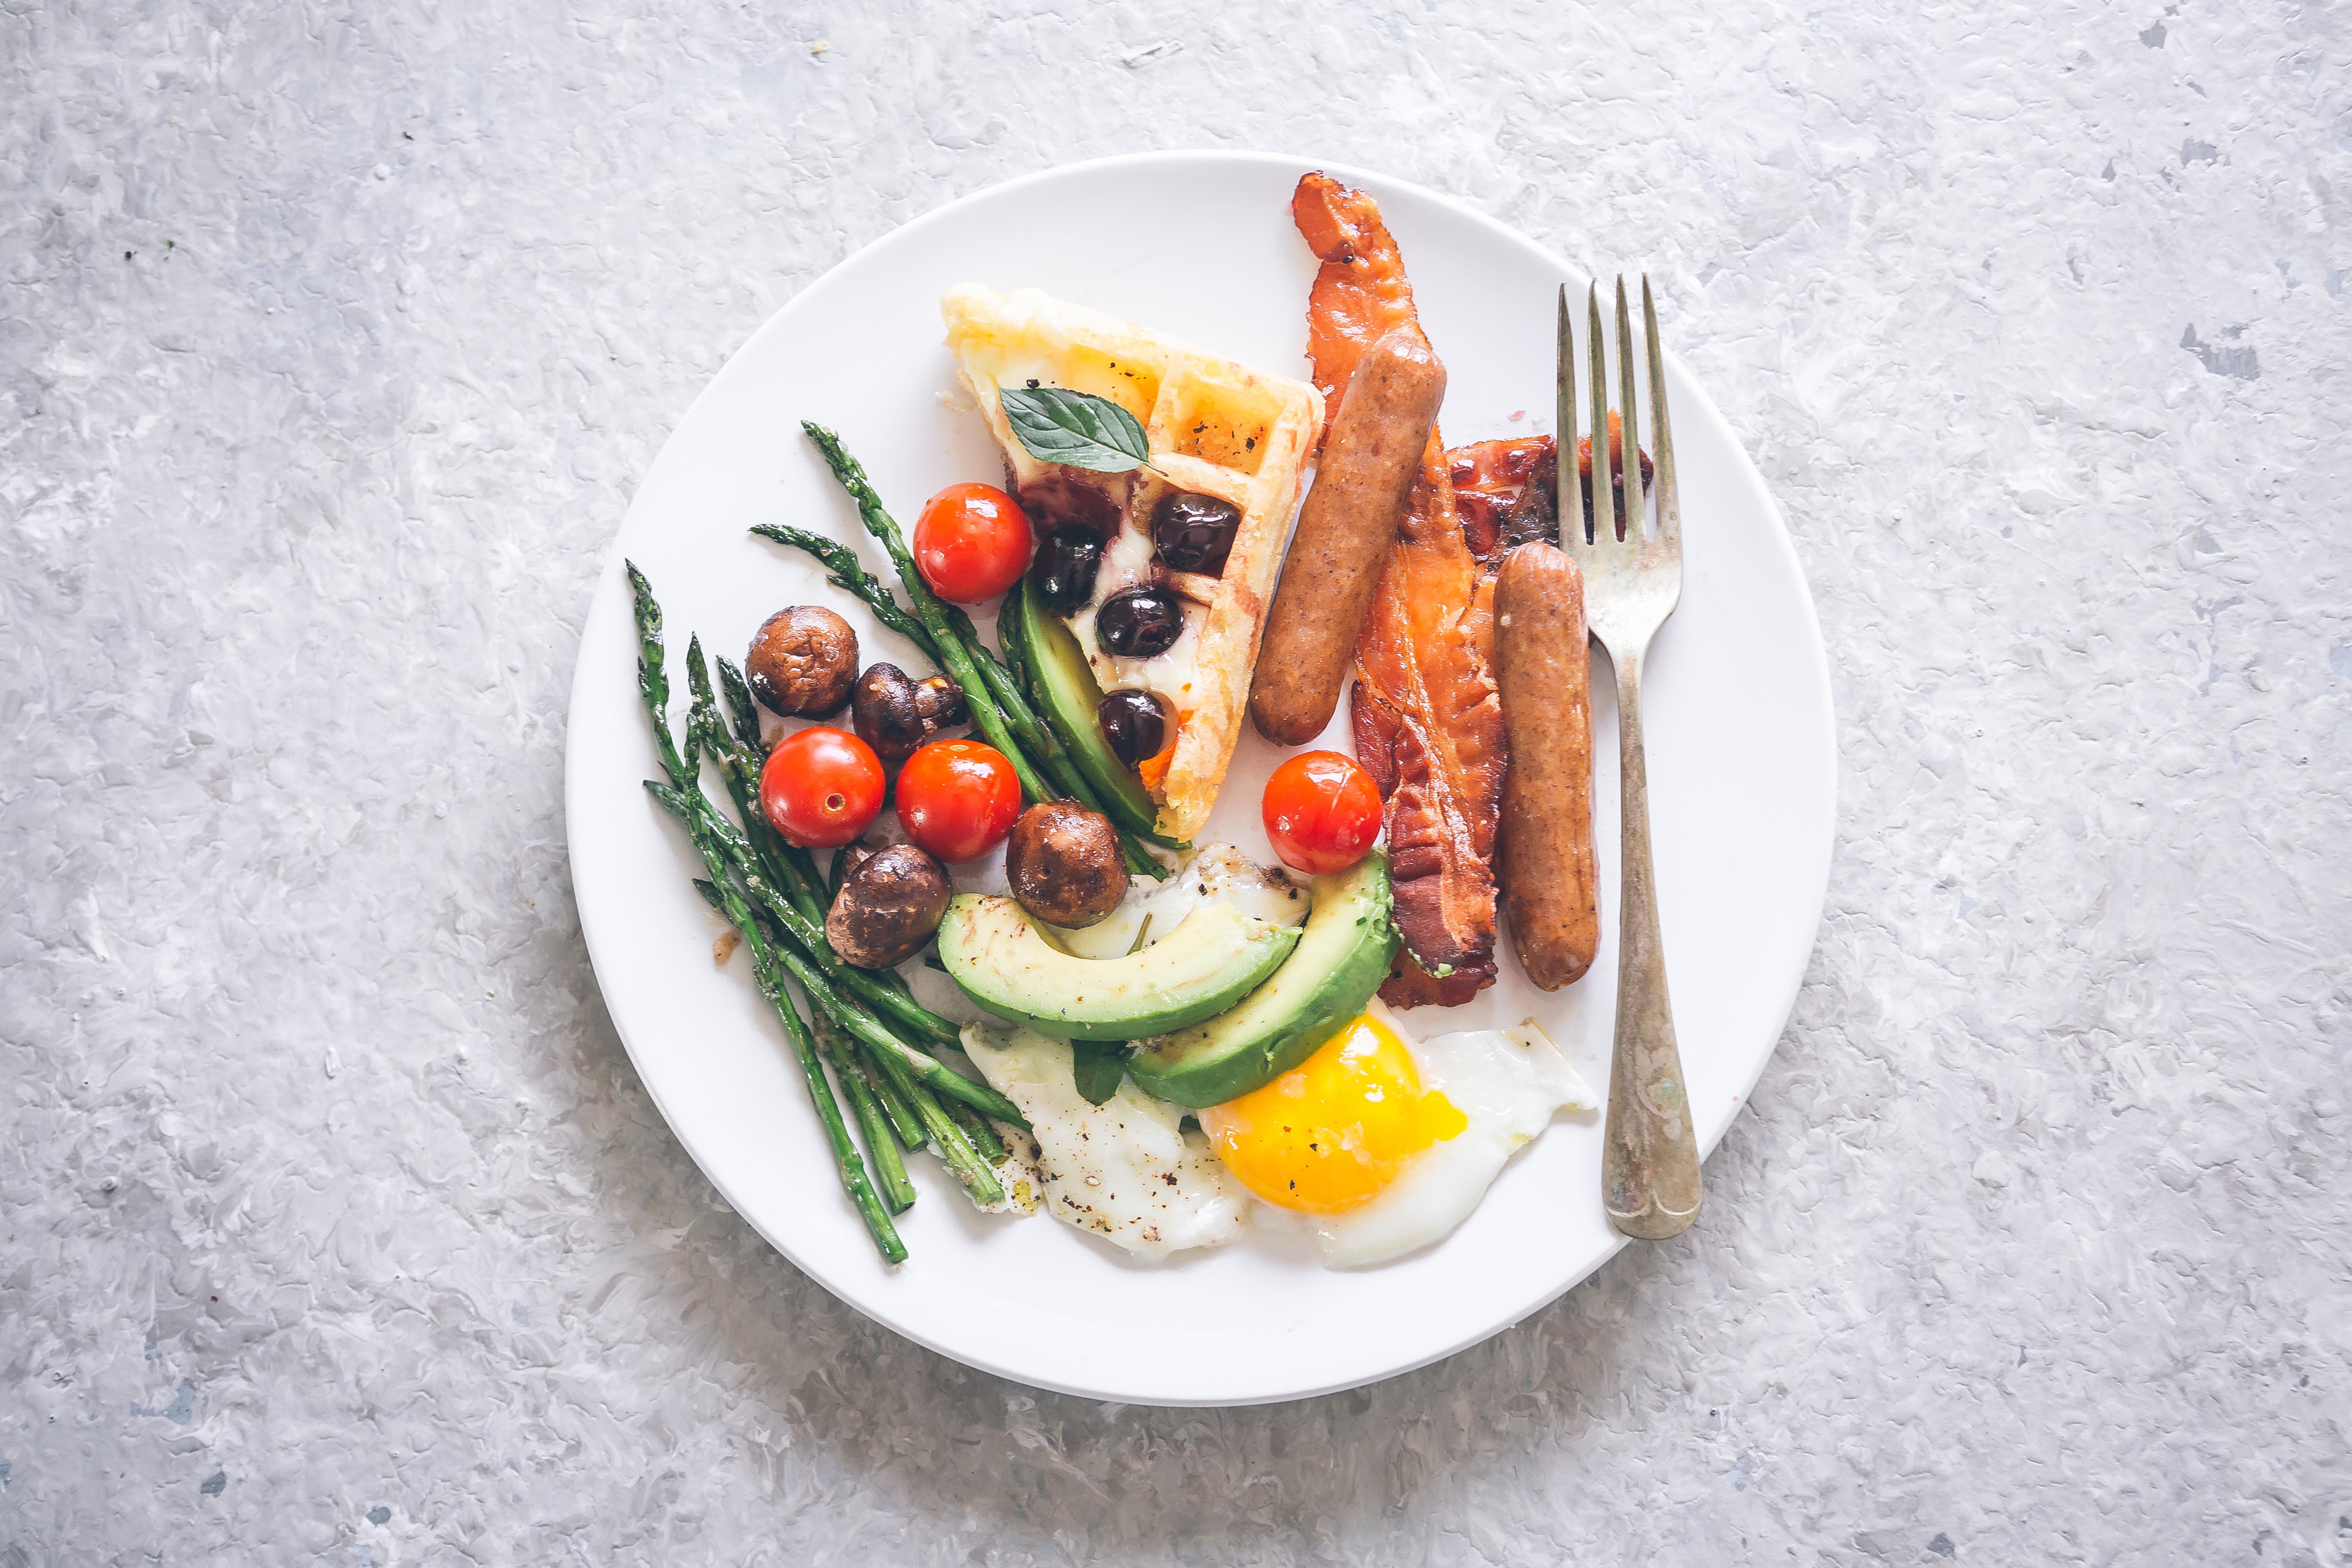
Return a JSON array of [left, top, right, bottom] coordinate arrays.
[[940, 284, 1323, 842]]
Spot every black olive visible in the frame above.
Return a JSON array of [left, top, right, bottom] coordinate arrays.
[[1151, 492, 1244, 576], [1028, 530, 1103, 614], [1098, 689, 1170, 769], [1095, 586, 1185, 659]]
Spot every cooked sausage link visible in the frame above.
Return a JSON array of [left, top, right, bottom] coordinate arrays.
[[1494, 541, 1599, 990], [1249, 324, 1447, 746]]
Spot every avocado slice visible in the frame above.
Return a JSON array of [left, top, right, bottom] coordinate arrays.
[[1009, 576, 1186, 849], [1126, 851, 1399, 1109], [938, 893, 1298, 1041]]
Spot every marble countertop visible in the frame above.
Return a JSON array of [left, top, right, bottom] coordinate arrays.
[[5, 1, 2348, 1561]]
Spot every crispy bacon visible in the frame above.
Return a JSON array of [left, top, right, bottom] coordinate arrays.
[[1292, 174, 1422, 448], [1450, 436, 1559, 564], [1294, 171, 1506, 1007], [1570, 411, 1653, 541], [1350, 450, 1507, 1006], [1451, 422, 1655, 553]]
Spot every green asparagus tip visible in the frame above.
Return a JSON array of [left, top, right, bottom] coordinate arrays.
[[626, 559, 660, 624]]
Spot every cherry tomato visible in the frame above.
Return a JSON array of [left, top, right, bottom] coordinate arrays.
[[914, 482, 1033, 604], [760, 725, 884, 848], [895, 738, 1022, 863], [1262, 750, 1383, 874]]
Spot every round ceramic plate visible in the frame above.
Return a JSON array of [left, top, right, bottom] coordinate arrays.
[[565, 151, 1834, 1407]]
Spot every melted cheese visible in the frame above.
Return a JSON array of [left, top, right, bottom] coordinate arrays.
[[1069, 521, 1209, 715]]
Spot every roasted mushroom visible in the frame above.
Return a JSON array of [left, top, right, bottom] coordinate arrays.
[[851, 662, 968, 763], [1003, 802, 1127, 929], [829, 839, 879, 902], [747, 606, 859, 718], [825, 844, 952, 969]]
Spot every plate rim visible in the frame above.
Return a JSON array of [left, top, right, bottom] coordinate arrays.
[[562, 147, 1838, 1406]]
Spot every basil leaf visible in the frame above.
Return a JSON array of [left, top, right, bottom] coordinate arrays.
[[999, 386, 1152, 474], [1069, 1041, 1129, 1105]]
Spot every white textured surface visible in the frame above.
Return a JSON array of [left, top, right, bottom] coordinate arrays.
[[3, 0, 2348, 1561]]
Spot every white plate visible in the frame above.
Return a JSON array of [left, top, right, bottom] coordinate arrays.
[[564, 151, 1834, 1407]]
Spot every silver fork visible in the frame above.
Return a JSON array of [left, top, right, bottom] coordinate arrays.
[[1558, 276, 1702, 1241]]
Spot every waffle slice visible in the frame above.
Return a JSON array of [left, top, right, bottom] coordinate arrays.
[[942, 285, 1324, 842]]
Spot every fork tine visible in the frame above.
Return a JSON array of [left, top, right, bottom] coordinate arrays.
[[1586, 283, 1620, 546], [1613, 276, 1645, 543], [1641, 274, 1679, 557], [1557, 284, 1583, 547]]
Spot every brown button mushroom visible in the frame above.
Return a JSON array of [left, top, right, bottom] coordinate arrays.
[[851, 663, 969, 764], [832, 840, 879, 889], [747, 606, 859, 718], [826, 844, 952, 969], [1004, 802, 1127, 930]]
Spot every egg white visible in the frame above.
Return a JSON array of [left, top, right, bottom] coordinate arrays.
[[1246, 1004, 1599, 1268], [961, 1023, 1247, 1261]]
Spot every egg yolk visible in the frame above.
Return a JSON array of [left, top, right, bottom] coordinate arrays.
[[1199, 1011, 1467, 1214]]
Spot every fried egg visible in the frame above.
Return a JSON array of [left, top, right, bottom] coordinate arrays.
[[1199, 1002, 1597, 1267], [961, 1023, 1247, 1261]]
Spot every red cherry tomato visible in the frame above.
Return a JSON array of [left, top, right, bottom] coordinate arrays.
[[895, 739, 1022, 863], [913, 482, 1033, 604], [1262, 750, 1383, 874], [760, 725, 884, 848]]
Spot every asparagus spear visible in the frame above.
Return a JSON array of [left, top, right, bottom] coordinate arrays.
[[710, 820, 999, 1193], [690, 712, 961, 1047], [755, 937, 905, 1259], [715, 654, 768, 762], [628, 565, 904, 1263], [940, 1088, 1011, 1166], [799, 425, 1055, 804], [688, 715, 1008, 1187], [680, 702, 986, 1177], [865, 1042, 1005, 1207], [695, 875, 922, 1195], [853, 1038, 928, 1150], [757, 512, 1021, 710], [780, 936, 1024, 1122], [690, 640, 838, 918], [646, 780, 1025, 1125], [690, 757, 957, 1038], [640, 570, 1015, 1234], [813, 1013, 915, 1213], [751, 523, 942, 664], [630, 561, 693, 791]]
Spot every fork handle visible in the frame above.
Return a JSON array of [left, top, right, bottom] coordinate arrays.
[[1601, 642, 1704, 1239]]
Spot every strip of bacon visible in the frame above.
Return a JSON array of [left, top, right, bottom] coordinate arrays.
[[1293, 172, 1508, 1007], [1292, 174, 1422, 448], [1462, 426, 1650, 551], [1450, 435, 1559, 564], [1351, 454, 1506, 1007]]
